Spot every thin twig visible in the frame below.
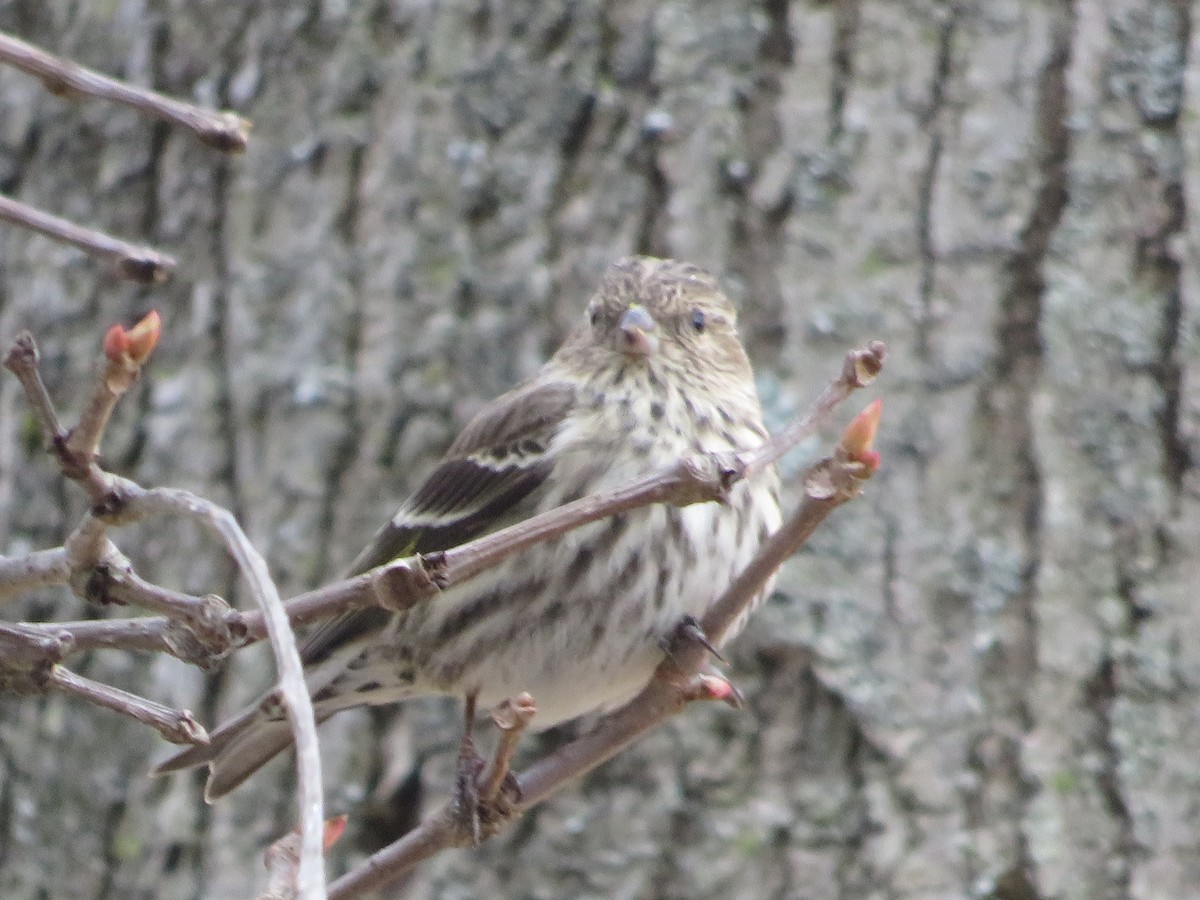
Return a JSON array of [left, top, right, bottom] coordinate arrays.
[[4, 329, 117, 499], [66, 310, 162, 472], [704, 466, 858, 645], [48, 665, 209, 745], [100, 564, 217, 615], [478, 693, 537, 803], [742, 339, 886, 475], [3, 331, 64, 440], [0, 31, 250, 152], [252, 456, 732, 640], [0, 193, 175, 283]]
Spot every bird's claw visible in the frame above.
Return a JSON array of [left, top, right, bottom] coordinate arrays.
[[661, 614, 726, 664]]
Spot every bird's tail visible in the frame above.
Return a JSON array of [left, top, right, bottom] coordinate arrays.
[[151, 699, 334, 802]]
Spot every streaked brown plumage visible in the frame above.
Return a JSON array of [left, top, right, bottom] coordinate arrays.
[[155, 256, 781, 800]]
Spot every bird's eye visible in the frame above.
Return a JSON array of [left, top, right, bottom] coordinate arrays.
[[587, 304, 601, 326], [691, 309, 707, 333]]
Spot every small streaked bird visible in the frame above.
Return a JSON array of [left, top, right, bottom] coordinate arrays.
[[156, 256, 782, 800]]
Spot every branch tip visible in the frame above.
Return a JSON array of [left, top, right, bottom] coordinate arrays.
[[490, 692, 537, 733], [847, 341, 887, 387], [198, 112, 252, 152], [117, 252, 175, 283], [3, 330, 38, 372], [4, 330, 65, 439]]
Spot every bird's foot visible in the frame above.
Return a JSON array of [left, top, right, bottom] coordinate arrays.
[[660, 617, 743, 709], [448, 692, 535, 847], [448, 692, 485, 846], [449, 733, 486, 846]]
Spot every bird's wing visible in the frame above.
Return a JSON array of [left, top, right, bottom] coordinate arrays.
[[299, 378, 578, 666]]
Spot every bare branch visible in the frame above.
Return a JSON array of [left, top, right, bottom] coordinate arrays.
[[327, 817, 456, 900], [0, 193, 175, 283], [47, 665, 209, 745], [5, 331, 124, 501], [0, 621, 71, 690], [0, 547, 71, 603], [86, 556, 223, 618], [241, 456, 734, 641], [0, 31, 250, 152], [703, 464, 860, 646], [35, 617, 176, 655], [0, 593, 236, 670]]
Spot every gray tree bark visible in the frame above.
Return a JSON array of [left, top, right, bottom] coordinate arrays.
[[0, 1, 1196, 898]]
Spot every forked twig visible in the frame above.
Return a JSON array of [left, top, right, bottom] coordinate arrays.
[[1, 319, 324, 897]]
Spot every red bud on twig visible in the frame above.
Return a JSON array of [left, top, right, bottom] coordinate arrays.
[[102, 324, 130, 361], [841, 399, 882, 473], [323, 815, 349, 850], [103, 311, 161, 366], [125, 310, 161, 365]]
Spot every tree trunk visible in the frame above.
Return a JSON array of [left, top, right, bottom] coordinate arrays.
[[0, 1, 1195, 897]]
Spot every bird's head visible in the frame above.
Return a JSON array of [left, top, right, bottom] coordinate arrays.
[[568, 256, 753, 390]]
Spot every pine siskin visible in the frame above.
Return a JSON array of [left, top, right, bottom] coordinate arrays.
[[156, 256, 782, 800]]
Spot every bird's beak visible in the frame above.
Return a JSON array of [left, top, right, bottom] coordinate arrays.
[[618, 305, 659, 357]]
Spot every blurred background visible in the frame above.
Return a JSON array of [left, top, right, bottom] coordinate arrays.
[[0, 1, 1197, 897]]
